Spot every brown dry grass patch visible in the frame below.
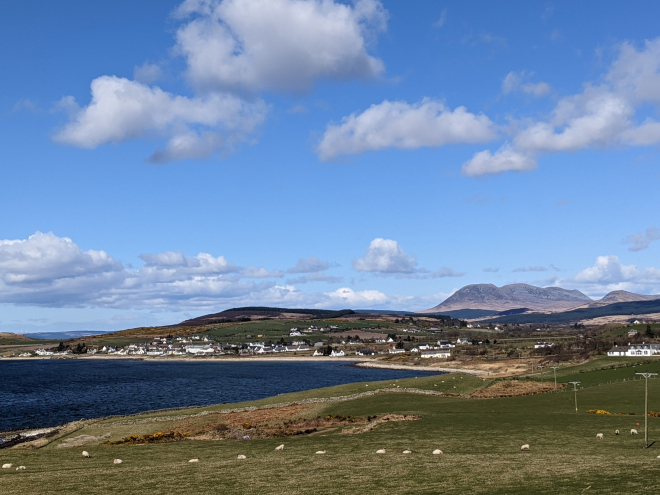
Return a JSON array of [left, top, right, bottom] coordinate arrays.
[[471, 380, 566, 398]]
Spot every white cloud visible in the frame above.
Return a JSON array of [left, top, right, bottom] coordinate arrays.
[[324, 287, 388, 307], [483, 267, 499, 273], [53, 76, 268, 163], [287, 255, 335, 274], [470, 39, 660, 176], [567, 255, 660, 296], [317, 98, 496, 160], [624, 227, 660, 252], [133, 62, 163, 84], [514, 87, 634, 153], [462, 144, 536, 176], [174, 0, 387, 93], [0, 232, 464, 313], [0, 232, 124, 306], [352, 238, 417, 274]]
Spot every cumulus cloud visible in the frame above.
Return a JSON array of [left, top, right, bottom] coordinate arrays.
[[324, 287, 388, 306], [568, 255, 660, 295], [286, 255, 336, 274], [462, 144, 536, 176], [318, 98, 496, 160], [624, 227, 660, 252], [53, 76, 268, 163], [352, 238, 417, 274], [174, 0, 387, 93], [0, 232, 124, 306], [468, 38, 660, 176]]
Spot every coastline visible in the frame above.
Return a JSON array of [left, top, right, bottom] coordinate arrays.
[[0, 353, 487, 374]]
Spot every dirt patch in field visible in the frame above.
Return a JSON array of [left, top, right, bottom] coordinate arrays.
[[58, 434, 111, 448], [332, 331, 389, 340], [471, 380, 566, 398], [341, 414, 419, 434]]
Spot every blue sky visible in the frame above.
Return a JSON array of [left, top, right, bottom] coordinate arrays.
[[2, 0, 660, 333]]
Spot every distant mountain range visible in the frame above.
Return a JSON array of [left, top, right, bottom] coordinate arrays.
[[421, 284, 660, 314]]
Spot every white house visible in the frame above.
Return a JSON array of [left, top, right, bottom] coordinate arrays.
[[330, 349, 345, 357], [421, 349, 451, 359], [389, 348, 406, 354], [534, 342, 555, 349], [607, 344, 660, 357], [438, 340, 456, 348], [456, 338, 471, 345]]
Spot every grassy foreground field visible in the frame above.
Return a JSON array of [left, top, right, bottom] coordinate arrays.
[[2, 367, 660, 494]]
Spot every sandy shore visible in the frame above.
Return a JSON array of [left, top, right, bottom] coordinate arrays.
[[354, 361, 487, 375]]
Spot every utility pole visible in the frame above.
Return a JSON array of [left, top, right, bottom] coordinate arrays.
[[539, 365, 545, 388], [635, 371, 658, 448], [569, 381, 581, 413], [550, 366, 559, 391]]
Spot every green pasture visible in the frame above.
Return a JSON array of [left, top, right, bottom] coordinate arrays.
[[3, 368, 660, 494]]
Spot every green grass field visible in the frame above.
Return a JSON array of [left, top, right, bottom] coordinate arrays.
[[2, 365, 660, 494]]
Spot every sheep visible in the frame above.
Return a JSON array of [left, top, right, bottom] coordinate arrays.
[[615, 430, 620, 436], [596, 433, 604, 440], [275, 444, 285, 451], [237, 455, 247, 459], [315, 451, 326, 455], [402, 450, 411, 454], [376, 449, 386, 454], [82, 451, 90, 458], [113, 459, 123, 464], [188, 459, 199, 463], [16, 466, 26, 471], [2, 463, 12, 469], [432, 449, 443, 455], [631, 429, 638, 435], [521, 444, 530, 451]]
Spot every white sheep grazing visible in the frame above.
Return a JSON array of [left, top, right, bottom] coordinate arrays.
[[596, 433, 604, 440], [113, 459, 123, 464], [275, 444, 284, 451], [16, 466, 26, 471], [631, 429, 638, 435], [315, 451, 326, 455], [432, 449, 443, 455], [376, 449, 386, 454], [521, 444, 530, 451], [237, 455, 247, 459], [402, 450, 411, 454], [2, 463, 12, 469], [188, 459, 199, 463], [82, 451, 90, 458], [615, 430, 620, 436]]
